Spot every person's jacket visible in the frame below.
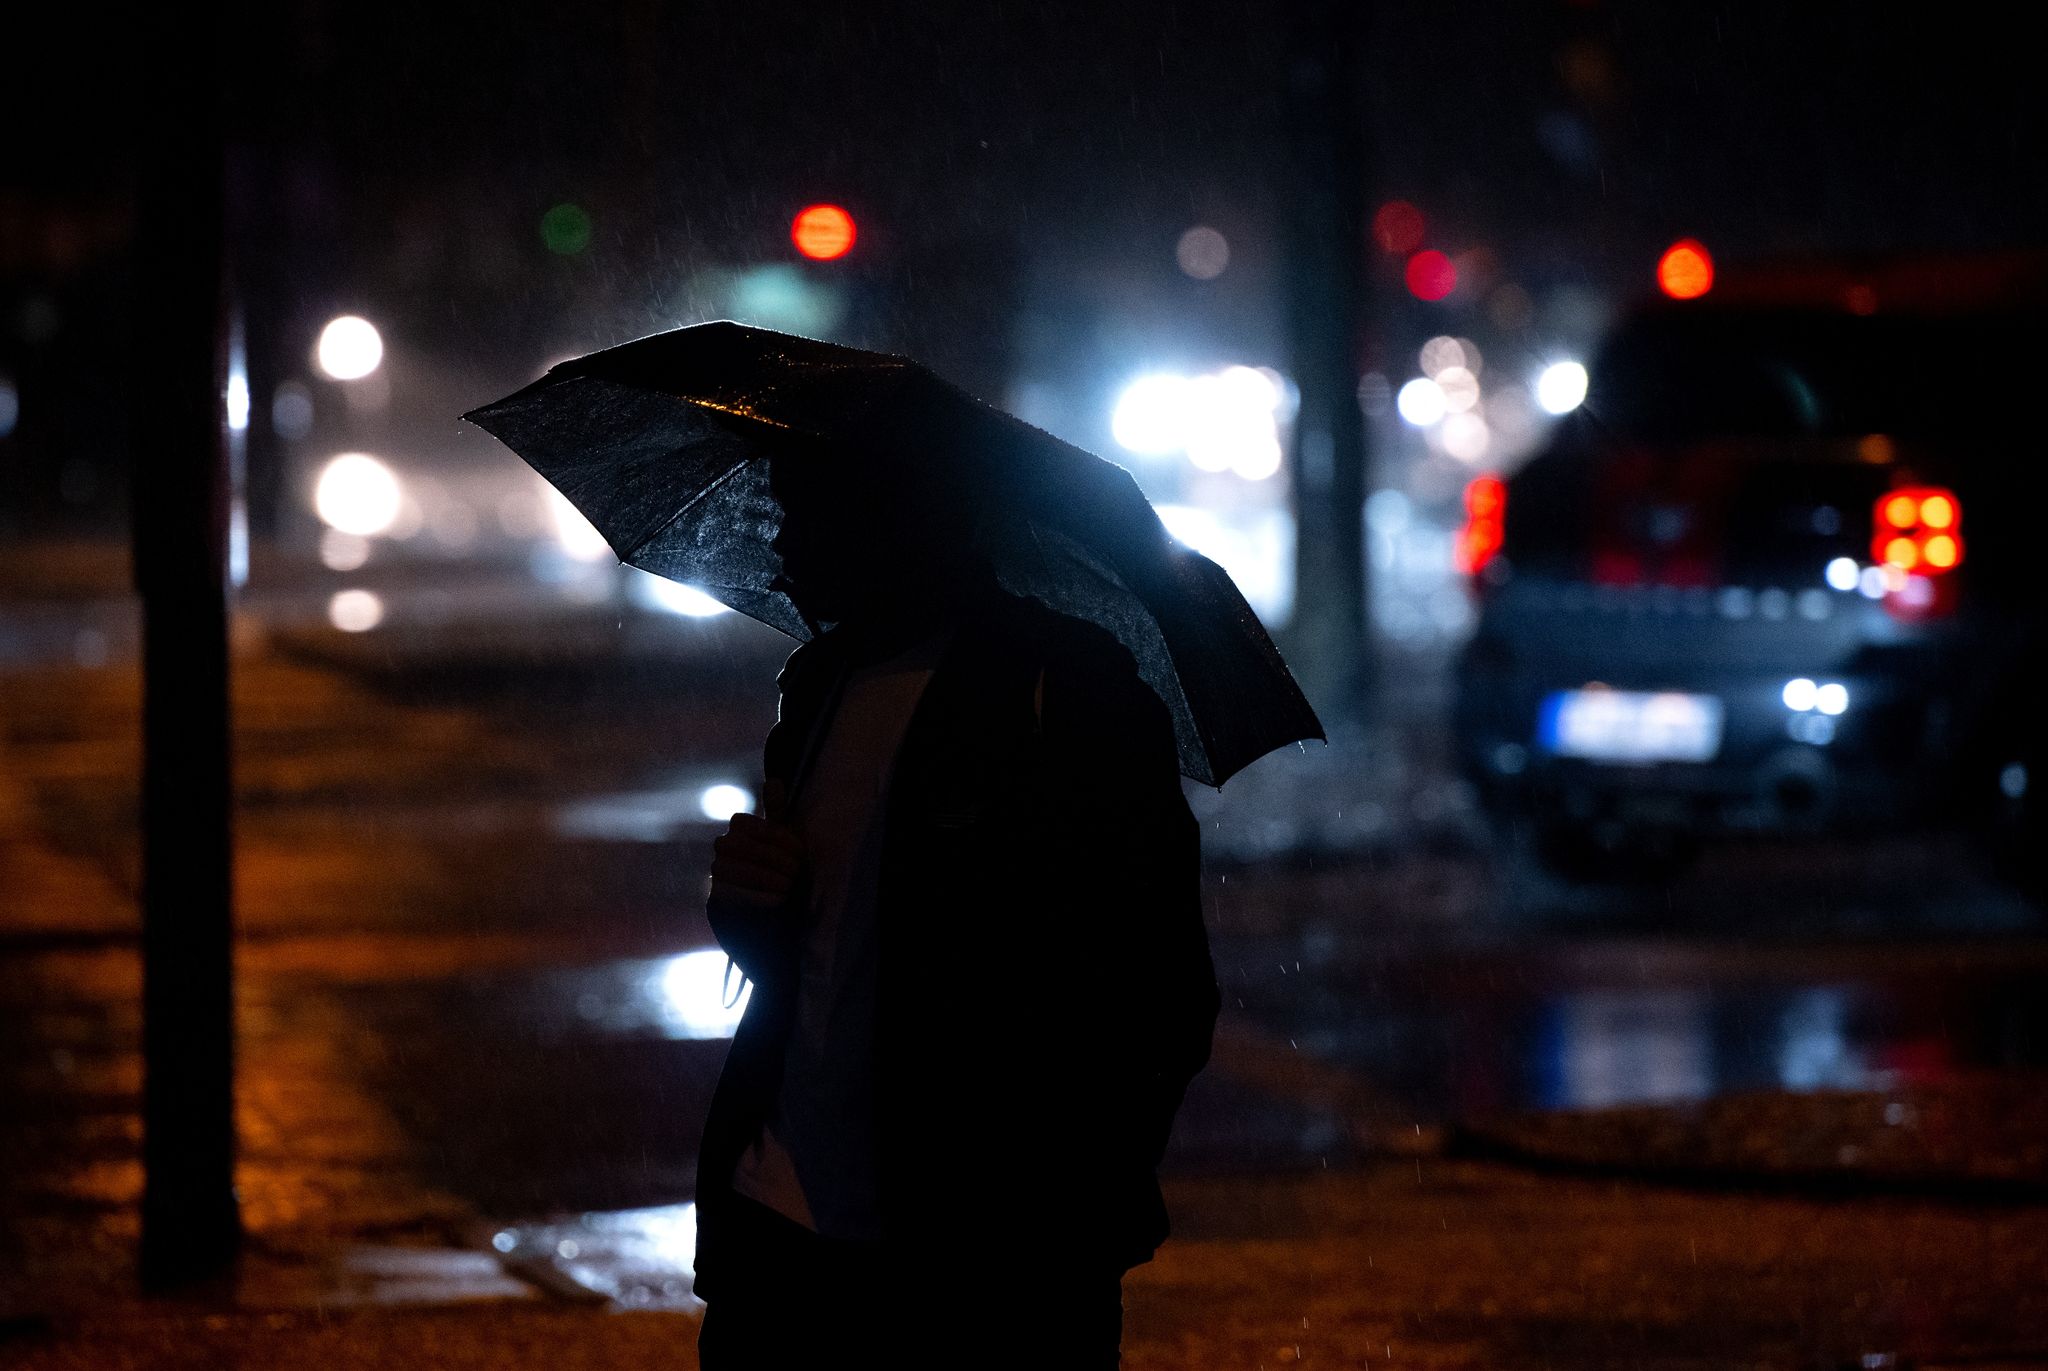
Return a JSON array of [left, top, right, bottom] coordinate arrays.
[[693, 590, 1219, 1288]]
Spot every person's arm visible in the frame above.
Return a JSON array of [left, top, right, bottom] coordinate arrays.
[[706, 779, 807, 987]]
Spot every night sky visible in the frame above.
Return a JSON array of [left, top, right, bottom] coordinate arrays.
[[4, 3, 2045, 525]]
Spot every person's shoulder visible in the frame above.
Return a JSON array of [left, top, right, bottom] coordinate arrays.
[[976, 595, 1142, 700], [775, 626, 849, 691], [994, 598, 1175, 746], [986, 593, 1121, 663]]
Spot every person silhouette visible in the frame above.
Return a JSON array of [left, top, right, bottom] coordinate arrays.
[[691, 446, 1219, 1368]]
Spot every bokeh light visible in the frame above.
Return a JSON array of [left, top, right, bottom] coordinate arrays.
[[1112, 367, 1284, 479], [1420, 336, 1480, 379], [1435, 365, 1481, 413], [272, 381, 314, 439], [1441, 411, 1491, 462], [791, 204, 856, 260], [698, 784, 755, 822], [315, 315, 383, 381], [1405, 249, 1457, 301], [314, 453, 403, 536], [1113, 374, 1195, 456], [1656, 239, 1715, 299], [1154, 503, 1292, 623], [1396, 377, 1448, 427], [541, 203, 594, 255], [1534, 360, 1589, 415], [657, 950, 751, 1039], [546, 485, 614, 561], [1175, 226, 1230, 279], [319, 529, 371, 572], [638, 576, 733, 618], [326, 589, 384, 633], [1372, 200, 1426, 255]]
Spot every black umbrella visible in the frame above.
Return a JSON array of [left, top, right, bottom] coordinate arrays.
[[463, 321, 1323, 787]]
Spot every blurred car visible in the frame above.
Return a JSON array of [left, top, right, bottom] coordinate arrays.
[[1454, 253, 2048, 882]]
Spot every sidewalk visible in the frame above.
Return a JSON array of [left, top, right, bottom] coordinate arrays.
[[7, 1153, 2048, 1371], [7, 554, 2048, 1365]]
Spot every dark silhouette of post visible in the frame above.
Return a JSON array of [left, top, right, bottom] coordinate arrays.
[[1283, 0, 1372, 723], [134, 6, 242, 1287]]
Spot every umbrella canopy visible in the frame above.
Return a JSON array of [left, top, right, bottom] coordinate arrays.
[[463, 321, 1323, 786]]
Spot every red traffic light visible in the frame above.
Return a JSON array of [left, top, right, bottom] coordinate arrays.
[[1656, 239, 1714, 299], [1404, 249, 1457, 302], [1372, 200, 1426, 255], [792, 204, 857, 261]]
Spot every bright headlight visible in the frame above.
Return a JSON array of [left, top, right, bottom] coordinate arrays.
[[313, 453, 403, 536]]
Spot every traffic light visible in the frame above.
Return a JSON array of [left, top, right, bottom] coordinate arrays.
[[1656, 239, 1714, 299], [791, 204, 856, 261]]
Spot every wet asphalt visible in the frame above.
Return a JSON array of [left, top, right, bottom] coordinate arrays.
[[4, 579, 2048, 1364]]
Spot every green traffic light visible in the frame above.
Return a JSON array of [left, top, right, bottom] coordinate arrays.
[[541, 203, 593, 256]]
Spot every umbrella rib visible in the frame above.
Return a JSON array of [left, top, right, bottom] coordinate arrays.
[[618, 451, 756, 565]]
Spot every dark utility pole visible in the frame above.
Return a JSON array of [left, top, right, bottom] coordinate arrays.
[[134, 9, 242, 1287], [1283, 0, 1372, 724]]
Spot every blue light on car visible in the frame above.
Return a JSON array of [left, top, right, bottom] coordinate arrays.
[[1825, 557, 1860, 592], [1782, 678, 1819, 711], [1788, 714, 1837, 745]]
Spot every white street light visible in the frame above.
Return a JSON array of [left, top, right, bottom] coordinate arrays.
[[313, 453, 403, 536], [316, 315, 384, 381], [1396, 377, 1448, 427], [1535, 361, 1589, 415]]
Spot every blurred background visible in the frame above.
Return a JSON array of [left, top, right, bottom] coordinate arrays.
[[5, 3, 2048, 1364]]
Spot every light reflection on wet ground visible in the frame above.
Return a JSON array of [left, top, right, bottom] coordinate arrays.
[[407, 922, 2048, 1134], [439, 933, 2048, 1307], [487, 1204, 703, 1310], [1237, 936, 2048, 1126]]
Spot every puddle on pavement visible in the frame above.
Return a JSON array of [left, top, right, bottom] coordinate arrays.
[[1266, 959, 2048, 1121], [487, 1205, 703, 1310], [431, 943, 2047, 1308], [488, 939, 2048, 1125]]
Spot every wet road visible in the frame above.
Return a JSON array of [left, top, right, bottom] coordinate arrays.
[[4, 572, 2048, 1360]]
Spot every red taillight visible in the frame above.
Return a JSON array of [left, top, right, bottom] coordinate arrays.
[[1872, 485, 1964, 573], [1457, 475, 1507, 576], [1872, 484, 1963, 620]]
